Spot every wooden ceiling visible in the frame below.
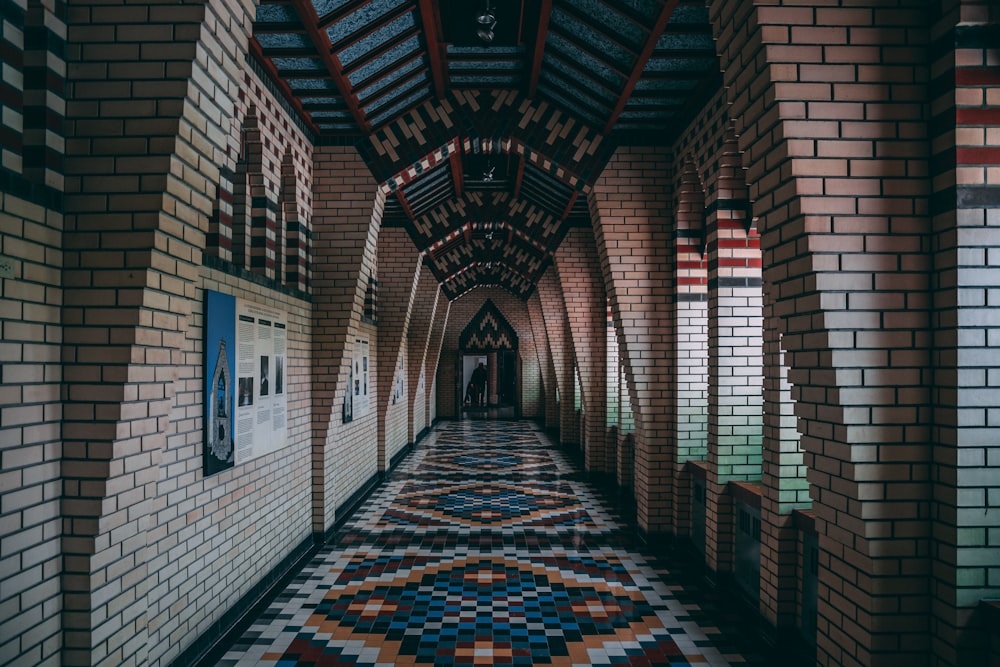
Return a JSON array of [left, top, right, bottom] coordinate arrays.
[[252, 0, 720, 299]]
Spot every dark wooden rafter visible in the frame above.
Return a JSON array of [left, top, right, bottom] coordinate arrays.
[[396, 189, 419, 221], [288, 0, 370, 132], [449, 151, 464, 197], [560, 191, 579, 220], [417, 0, 447, 97], [248, 38, 321, 135], [604, 0, 681, 134], [527, 0, 552, 96]]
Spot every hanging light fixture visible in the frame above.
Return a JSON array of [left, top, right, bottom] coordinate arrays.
[[476, 0, 496, 43]]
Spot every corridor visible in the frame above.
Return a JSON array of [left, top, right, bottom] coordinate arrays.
[[216, 421, 762, 666]]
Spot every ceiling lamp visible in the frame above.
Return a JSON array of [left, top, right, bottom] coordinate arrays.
[[476, 0, 496, 43]]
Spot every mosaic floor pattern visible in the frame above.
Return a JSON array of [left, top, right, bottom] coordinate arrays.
[[218, 421, 761, 666]]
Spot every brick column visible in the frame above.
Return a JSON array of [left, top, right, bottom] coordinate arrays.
[[374, 227, 420, 468], [928, 7, 1000, 664], [537, 268, 576, 446], [590, 146, 675, 529], [556, 226, 609, 475], [311, 145, 382, 533]]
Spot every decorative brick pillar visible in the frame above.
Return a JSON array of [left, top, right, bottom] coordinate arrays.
[[556, 226, 609, 475], [590, 146, 676, 533]]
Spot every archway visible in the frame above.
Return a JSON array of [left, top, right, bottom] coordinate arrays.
[[459, 300, 519, 418]]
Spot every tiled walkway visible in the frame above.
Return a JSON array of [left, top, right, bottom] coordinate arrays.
[[218, 421, 762, 666]]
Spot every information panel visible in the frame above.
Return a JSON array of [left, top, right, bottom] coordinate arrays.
[[205, 290, 288, 475]]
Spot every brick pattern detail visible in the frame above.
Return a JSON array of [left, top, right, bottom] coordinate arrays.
[[375, 227, 421, 467], [555, 227, 608, 474], [311, 145, 382, 531], [436, 289, 542, 420], [406, 263, 440, 442], [590, 146, 674, 531]]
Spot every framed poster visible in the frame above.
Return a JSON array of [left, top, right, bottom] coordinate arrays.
[[351, 337, 370, 418], [204, 290, 289, 475]]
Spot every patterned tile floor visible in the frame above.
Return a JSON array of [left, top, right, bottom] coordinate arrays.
[[217, 421, 767, 666]]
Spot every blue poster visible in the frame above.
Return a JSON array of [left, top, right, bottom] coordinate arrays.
[[205, 290, 236, 475]]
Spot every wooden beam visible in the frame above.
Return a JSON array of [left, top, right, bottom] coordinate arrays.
[[288, 0, 370, 132], [512, 155, 525, 199], [449, 151, 465, 198], [560, 191, 580, 220], [604, 0, 680, 134], [328, 2, 414, 53], [527, 0, 552, 96], [417, 0, 447, 97]]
